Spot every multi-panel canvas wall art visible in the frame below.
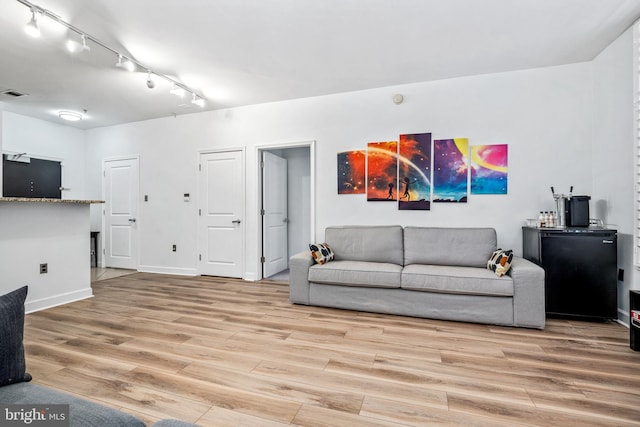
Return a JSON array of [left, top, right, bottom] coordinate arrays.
[[433, 138, 469, 203], [337, 131, 508, 211], [398, 133, 431, 210], [337, 150, 366, 194], [470, 144, 508, 194], [367, 141, 398, 201]]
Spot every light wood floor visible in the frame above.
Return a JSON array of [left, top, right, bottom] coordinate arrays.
[[91, 267, 137, 282], [23, 273, 640, 426]]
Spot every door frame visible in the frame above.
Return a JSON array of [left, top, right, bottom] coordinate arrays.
[[197, 147, 246, 277], [256, 140, 315, 280], [101, 155, 140, 269]]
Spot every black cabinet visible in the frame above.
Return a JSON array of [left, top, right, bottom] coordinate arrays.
[[631, 291, 640, 351], [2, 155, 61, 198], [522, 227, 617, 320]]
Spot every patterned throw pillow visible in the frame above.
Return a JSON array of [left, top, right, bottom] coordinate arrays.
[[487, 249, 513, 277], [0, 286, 32, 386], [309, 243, 334, 264]]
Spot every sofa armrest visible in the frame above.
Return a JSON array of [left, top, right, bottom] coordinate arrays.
[[508, 256, 546, 329], [289, 250, 314, 304]]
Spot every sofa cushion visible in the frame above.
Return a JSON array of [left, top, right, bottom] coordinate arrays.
[[309, 243, 334, 264], [325, 225, 404, 265], [0, 286, 32, 387], [401, 264, 514, 296], [309, 260, 402, 288], [404, 227, 497, 267]]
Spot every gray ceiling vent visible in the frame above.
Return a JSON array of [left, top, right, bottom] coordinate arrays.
[[1, 90, 28, 98]]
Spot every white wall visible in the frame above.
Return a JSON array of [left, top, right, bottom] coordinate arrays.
[[1, 111, 87, 200], [592, 25, 637, 323], [85, 62, 595, 281]]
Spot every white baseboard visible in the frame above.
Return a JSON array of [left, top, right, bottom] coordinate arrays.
[[243, 272, 258, 281], [137, 265, 198, 276], [26, 289, 94, 314]]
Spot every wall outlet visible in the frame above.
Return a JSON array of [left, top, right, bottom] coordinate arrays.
[[40, 263, 48, 274], [172, 244, 177, 252]]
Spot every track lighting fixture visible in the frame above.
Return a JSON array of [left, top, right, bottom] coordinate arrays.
[[24, 7, 39, 37], [115, 54, 136, 72], [58, 110, 82, 121], [66, 33, 90, 53], [17, 0, 206, 108], [191, 93, 205, 108], [170, 83, 185, 98], [146, 71, 155, 89]]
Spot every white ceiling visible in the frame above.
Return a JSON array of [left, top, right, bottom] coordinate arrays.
[[0, 0, 639, 130]]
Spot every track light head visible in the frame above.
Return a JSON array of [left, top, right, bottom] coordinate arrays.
[[191, 93, 205, 108], [24, 8, 40, 38], [170, 83, 185, 98], [67, 34, 91, 53], [146, 71, 155, 89], [80, 34, 90, 51], [115, 54, 135, 72]]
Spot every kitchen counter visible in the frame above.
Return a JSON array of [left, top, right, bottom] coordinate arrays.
[[0, 200, 97, 312]]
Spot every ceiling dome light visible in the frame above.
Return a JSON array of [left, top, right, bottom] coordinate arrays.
[[58, 110, 82, 121], [24, 8, 40, 38]]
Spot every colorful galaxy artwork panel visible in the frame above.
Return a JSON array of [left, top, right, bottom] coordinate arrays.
[[433, 138, 469, 203], [367, 141, 398, 201], [470, 144, 508, 194], [337, 150, 366, 194], [398, 133, 431, 210]]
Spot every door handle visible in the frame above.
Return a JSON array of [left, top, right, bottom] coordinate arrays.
[[283, 218, 289, 223], [232, 219, 241, 224], [128, 218, 137, 223]]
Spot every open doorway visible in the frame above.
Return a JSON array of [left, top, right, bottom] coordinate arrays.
[[259, 142, 313, 280]]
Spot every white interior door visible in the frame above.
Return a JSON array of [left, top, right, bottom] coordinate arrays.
[[262, 152, 288, 278], [199, 150, 244, 278], [104, 157, 139, 269]]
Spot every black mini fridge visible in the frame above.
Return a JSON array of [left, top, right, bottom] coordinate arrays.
[[522, 227, 617, 320]]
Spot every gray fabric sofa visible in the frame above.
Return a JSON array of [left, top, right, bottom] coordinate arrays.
[[290, 225, 545, 329]]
